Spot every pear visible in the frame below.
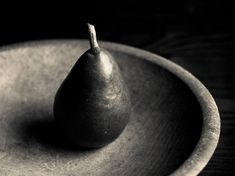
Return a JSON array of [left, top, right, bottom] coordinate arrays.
[[53, 24, 131, 148]]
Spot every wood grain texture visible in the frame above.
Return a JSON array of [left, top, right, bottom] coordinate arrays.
[[138, 33, 235, 176], [0, 40, 219, 175]]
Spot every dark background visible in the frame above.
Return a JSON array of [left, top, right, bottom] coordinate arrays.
[[1, 1, 235, 175]]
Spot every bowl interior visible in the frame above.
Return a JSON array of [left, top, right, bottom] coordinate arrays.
[[0, 41, 202, 176], [113, 50, 202, 175]]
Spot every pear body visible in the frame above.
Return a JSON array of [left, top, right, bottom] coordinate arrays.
[[53, 48, 131, 148]]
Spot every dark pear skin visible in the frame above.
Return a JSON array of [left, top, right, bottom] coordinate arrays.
[[53, 48, 131, 148]]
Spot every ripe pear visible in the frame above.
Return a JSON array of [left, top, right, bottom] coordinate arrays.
[[53, 24, 131, 148]]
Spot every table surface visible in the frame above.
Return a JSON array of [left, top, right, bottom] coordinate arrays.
[[1, 34, 232, 176], [136, 33, 235, 176], [1, 33, 234, 176]]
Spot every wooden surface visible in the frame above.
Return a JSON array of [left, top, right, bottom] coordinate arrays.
[[0, 41, 219, 175], [138, 33, 235, 176]]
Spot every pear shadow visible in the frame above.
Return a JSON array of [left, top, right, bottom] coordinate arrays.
[[21, 115, 98, 153]]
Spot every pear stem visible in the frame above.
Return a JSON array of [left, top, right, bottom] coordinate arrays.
[[87, 23, 100, 54]]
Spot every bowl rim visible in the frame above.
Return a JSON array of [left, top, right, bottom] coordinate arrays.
[[0, 39, 221, 176], [101, 41, 220, 176]]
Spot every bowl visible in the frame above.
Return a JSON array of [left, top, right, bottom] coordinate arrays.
[[0, 40, 220, 176]]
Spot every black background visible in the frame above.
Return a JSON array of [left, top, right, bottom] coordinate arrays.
[[1, 1, 235, 175], [1, 1, 234, 47]]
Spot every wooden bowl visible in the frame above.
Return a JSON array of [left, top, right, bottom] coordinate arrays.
[[0, 40, 220, 176]]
